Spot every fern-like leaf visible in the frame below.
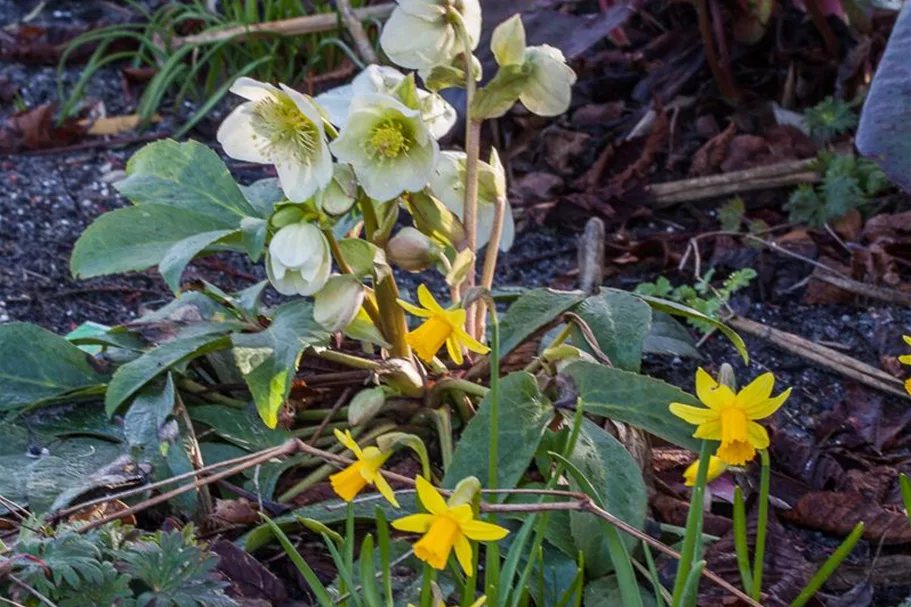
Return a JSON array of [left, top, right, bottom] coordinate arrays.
[[15, 529, 108, 597]]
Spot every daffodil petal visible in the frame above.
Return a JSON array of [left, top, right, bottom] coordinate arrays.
[[459, 519, 510, 542], [415, 475, 449, 516], [446, 335, 465, 365], [669, 403, 719, 426], [747, 421, 770, 449], [398, 298, 433, 318], [454, 534, 474, 576], [736, 372, 774, 408], [334, 428, 364, 459], [391, 513, 435, 533], [695, 368, 731, 410], [453, 327, 490, 354], [448, 504, 475, 524], [742, 387, 791, 420], [899, 354, 911, 365], [373, 472, 400, 508], [692, 419, 722, 440], [904, 335, 911, 347], [417, 284, 447, 315]]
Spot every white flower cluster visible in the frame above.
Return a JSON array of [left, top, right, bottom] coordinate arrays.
[[215, 0, 574, 300]]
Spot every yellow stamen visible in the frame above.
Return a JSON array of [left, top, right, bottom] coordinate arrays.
[[250, 93, 319, 162], [368, 119, 409, 159], [413, 515, 460, 570]]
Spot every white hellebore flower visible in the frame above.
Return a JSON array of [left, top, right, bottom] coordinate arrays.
[[329, 94, 439, 202], [380, 0, 481, 70], [267, 222, 332, 296], [428, 150, 515, 251], [315, 65, 456, 139], [218, 77, 332, 202]]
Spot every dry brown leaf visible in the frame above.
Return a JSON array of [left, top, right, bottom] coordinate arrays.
[[81, 113, 162, 136], [780, 491, 911, 544], [690, 120, 737, 176]]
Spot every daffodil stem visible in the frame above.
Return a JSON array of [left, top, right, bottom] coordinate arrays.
[[361, 195, 411, 358], [751, 449, 771, 601], [420, 565, 435, 607], [475, 194, 506, 342], [670, 440, 713, 607], [317, 349, 381, 370], [732, 487, 754, 597], [324, 227, 383, 329]]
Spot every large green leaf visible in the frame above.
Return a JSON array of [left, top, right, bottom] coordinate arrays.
[[71, 205, 233, 279], [634, 294, 748, 363], [123, 375, 176, 452], [584, 576, 657, 607], [115, 139, 260, 221], [498, 289, 587, 359], [562, 361, 699, 451], [239, 178, 284, 217], [642, 312, 701, 359], [0, 323, 109, 412], [443, 372, 553, 493], [159, 229, 240, 293], [232, 301, 329, 428], [568, 418, 647, 577], [105, 333, 230, 416], [571, 289, 652, 372], [190, 405, 291, 451], [857, 2, 911, 192]]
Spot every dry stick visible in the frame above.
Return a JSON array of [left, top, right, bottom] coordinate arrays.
[[309, 387, 353, 446], [51, 443, 290, 521], [336, 0, 378, 65], [726, 315, 910, 401], [475, 193, 507, 341], [578, 217, 606, 294], [176, 391, 213, 517], [7, 575, 59, 607], [172, 4, 394, 48], [645, 159, 819, 208]]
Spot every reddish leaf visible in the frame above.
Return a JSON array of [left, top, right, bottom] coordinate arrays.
[[690, 121, 737, 176], [780, 491, 911, 544]]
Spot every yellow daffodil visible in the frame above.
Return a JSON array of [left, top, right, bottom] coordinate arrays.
[[391, 476, 508, 574], [398, 284, 489, 365], [683, 456, 729, 487], [669, 368, 791, 466], [899, 335, 911, 394], [329, 429, 399, 507]]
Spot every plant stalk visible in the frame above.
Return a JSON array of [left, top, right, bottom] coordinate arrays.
[[670, 441, 713, 606], [475, 194, 506, 341], [324, 228, 383, 330], [751, 449, 771, 601]]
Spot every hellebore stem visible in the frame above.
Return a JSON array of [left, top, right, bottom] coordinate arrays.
[[324, 228, 383, 330]]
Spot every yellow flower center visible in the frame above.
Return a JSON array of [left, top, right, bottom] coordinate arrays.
[[250, 93, 320, 163], [329, 460, 368, 502], [718, 407, 754, 465], [368, 120, 410, 159], [406, 315, 453, 363], [413, 515, 460, 569]]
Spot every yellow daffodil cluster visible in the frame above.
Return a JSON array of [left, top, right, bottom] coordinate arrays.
[[328, 429, 508, 575], [670, 368, 791, 475]]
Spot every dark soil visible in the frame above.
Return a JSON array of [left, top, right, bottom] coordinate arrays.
[[3, 1, 911, 606]]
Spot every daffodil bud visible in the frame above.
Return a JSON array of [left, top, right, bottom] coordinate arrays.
[[446, 248, 475, 288], [542, 343, 597, 373], [348, 386, 387, 426], [379, 358, 424, 397], [314, 275, 365, 332], [387, 227, 439, 272], [491, 14, 526, 67], [448, 476, 481, 507]]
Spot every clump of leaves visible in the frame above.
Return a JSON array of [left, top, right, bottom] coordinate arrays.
[[804, 97, 858, 143], [3, 522, 235, 607], [635, 268, 757, 332], [785, 152, 890, 228]]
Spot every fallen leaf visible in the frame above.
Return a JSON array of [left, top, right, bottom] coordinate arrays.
[[572, 101, 625, 126], [543, 127, 591, 175], [211, 538, 289, 604], [511, 172, 565, 202], [0, 103, 87, 153], [212, 498, 260, 526], [81, 113, 162, 136], [690, 121, 737, 176], [780, 491, 911, 544]]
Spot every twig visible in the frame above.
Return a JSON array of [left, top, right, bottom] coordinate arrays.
[[175, 391, 213, 517], [725, 315, 910, 400], [578, 217, 606, 294], [646, 159, 818, 208], [173, 4, 394, 48], [336, 0, 378, 65], [309, 388, 353, 446], [475, 193, 507, 341], [8, 575, 59, 607]]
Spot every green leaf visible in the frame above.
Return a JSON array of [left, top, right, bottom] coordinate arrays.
[[159, 229, 239, 293], [0, 323, 109, 412], [116, 139, 259, 222], [584, 576, 657, 607], [71, 205, 233, 279], [642, 312, 701, 359], [499, 289, 587, 359], [105, 333, 230, 416], [443, 372, 553, 493], [571, 289, 652, 372], [240, 177, 285, 217], [338, 238, 392, 282], [240, 217, 268, 262], [568, 418, 647, 577], [634, 294, 748, 363], [190, 405, 291, 451], [406, 191, 466, 248], [562, 362, 700, 452], [232, 301, 329, 428]]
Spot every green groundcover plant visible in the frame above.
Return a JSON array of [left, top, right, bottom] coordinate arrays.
[[0, 1, 877, 606]]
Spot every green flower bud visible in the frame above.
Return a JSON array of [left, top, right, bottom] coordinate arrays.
[[491, 14, 526, 67], [448, 476, 481, 506], [314, 274, 364, 332], [348, 386, 387, 427], [387, 227, 439, 272]]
